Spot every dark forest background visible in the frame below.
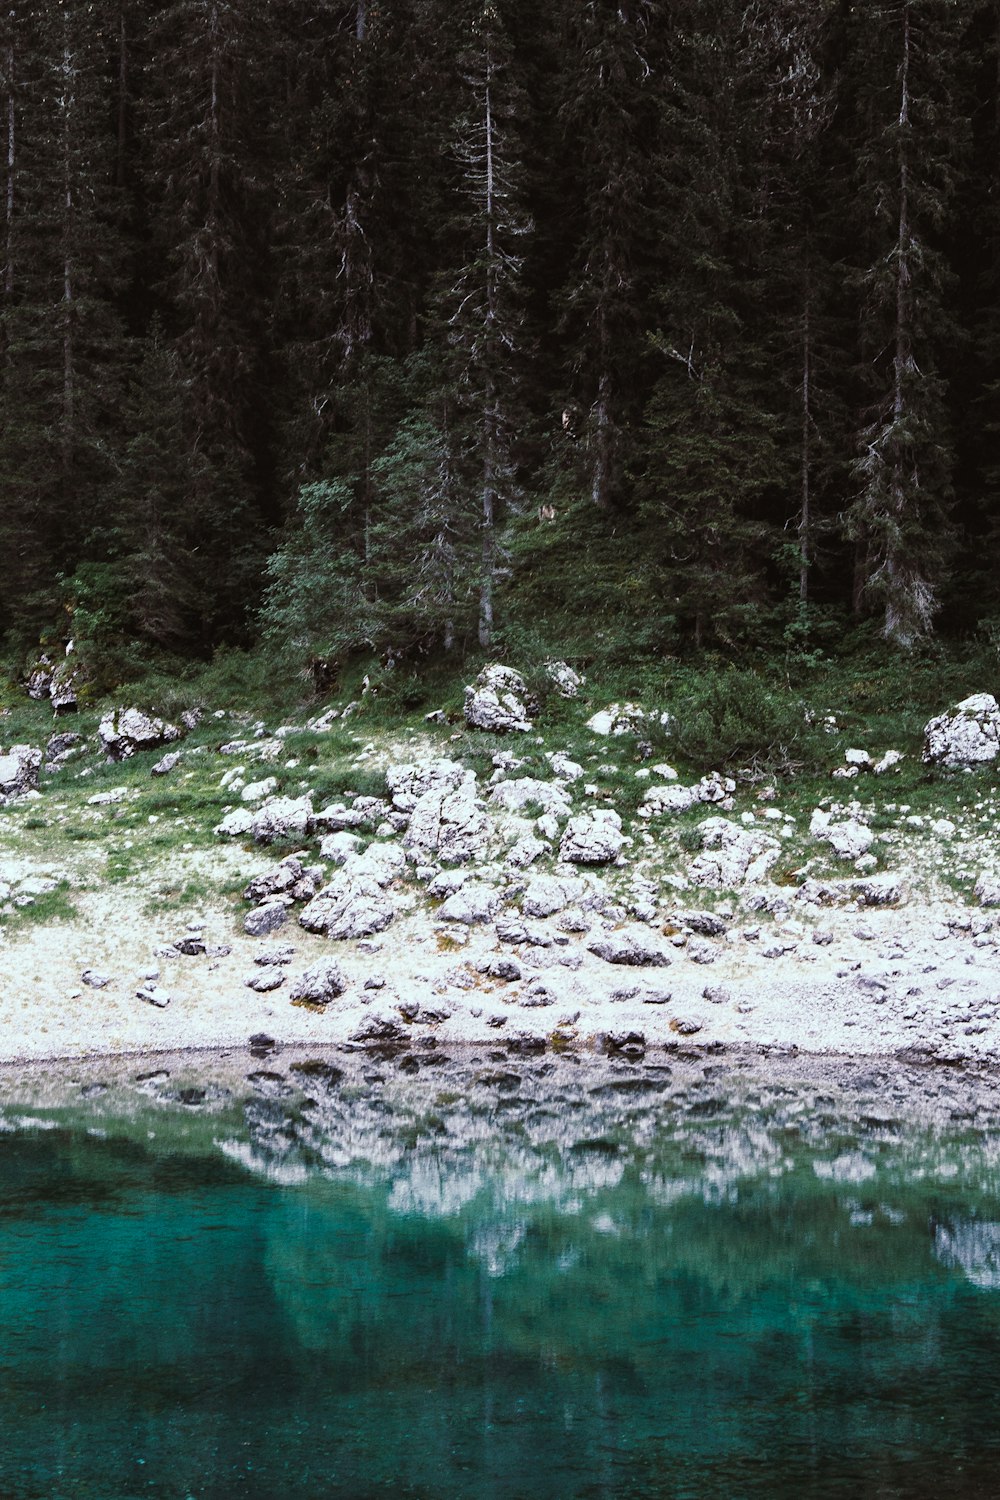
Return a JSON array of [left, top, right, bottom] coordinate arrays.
[[3, 0, 1000, 693]]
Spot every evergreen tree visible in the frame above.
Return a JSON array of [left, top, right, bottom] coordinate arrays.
[[844, 0, 967, 647], [0, 0, 128, 642]]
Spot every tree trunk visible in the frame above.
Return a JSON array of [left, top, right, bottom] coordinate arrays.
[[799, 292, 811, 604], [4, 13, 13, 301]]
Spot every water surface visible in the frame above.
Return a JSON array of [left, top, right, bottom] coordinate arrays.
[[3, 1046, 1000, 1498]]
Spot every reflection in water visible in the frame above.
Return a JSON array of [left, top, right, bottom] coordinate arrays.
[[3, 1047, 1000, 1498]]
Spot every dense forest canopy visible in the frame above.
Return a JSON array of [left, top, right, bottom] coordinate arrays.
[[2, 0, 1000, 688]]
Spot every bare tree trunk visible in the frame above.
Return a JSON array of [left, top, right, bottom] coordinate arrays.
[[799, 293, 811, 604], [479, 70, 496, 650], [356, 0, 367, 42], [592, 368, 612, 509], [61, 30, 75, 483], [885, 2, 914, 642], [116, 4, 128, 189], [4, 11, 13, 302]]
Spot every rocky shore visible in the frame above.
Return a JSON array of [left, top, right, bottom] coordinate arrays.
[[1, 667, 999, 1066]]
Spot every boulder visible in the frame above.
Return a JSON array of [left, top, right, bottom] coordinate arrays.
[[464, 664, 532, 733], [545, 660, 585, 698], [99, 707, 182, 761], [251, 795, 315, 845], [522, 874, 584, 918], [0, 744, 41, 798], [559, 810, 625, 864], [490, 776, 572, 819], [244, 902, 289, 938], [974, 873, 1000, 908], [240, 776, 278, 803], [813, 817, 874, 862], [386, 758, 465, 810], [26, 658, 53, 700], [588, 926, 672, 967], [245, 970, 285, 993], [289, 959, 348, 1006], [923, 694, 1000, 769], [45, 731, 84, 766], [405, 775, 491, 864], [214, 808, 254, 838], [586, 702, 670, 737], [49, 660, 79, 714], [151, 751, 181, 777], [688, 818, 780, 888], [438, 882, 501, 924], [315, 796, 391, 831], [319, 830, 364, 864], [244, 854, 324, 906], [298, 848, 401, 941]]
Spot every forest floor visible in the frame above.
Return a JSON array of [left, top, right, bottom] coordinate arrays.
[[1, 664, 999, 1066]]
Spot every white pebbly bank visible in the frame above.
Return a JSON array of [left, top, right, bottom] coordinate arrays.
[[1, 676, 1000, 1067]]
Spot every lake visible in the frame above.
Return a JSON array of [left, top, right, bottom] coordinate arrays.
[[3, 1043, 1000, 1499]]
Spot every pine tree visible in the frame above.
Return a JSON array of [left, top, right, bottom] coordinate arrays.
[[138, 0, 275, 643], [552, 0, 662, 512], [635, 0, 782, 648], [439, 0, 532, 649], [844, 0, 967, 647], [0, 0, 128, 642]]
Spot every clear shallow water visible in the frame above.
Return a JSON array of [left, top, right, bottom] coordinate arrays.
[[4, 1047, 1000, 1499]]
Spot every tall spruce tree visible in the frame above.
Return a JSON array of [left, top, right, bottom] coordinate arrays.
[[0, 0, 128, 643], [844, 0, 967, 646]]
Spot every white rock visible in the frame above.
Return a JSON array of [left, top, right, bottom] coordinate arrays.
[[241, 776, 279, 803], [924, 695, 1000, 769], [214, 808, 254, 838], [688, 818, 781, 889], [490, 777, 572, 819], [464, 664, 532, 733], [874, 750, 904, 775], [559, 810, 625, 864], [251, 795, 315, 845], [545, 661, 585, 698], [319, 831, 363, 864], [522, 874, 584, 918], [845, 748, 872, 769], [438, 882, 501, 924], [98, 707, 182, 761]]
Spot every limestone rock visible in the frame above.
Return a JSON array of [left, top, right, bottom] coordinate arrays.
[[45, 731, 84, 767], [386, 758, 466, 810], [490, 776, 572, 819], [0, 744, 41, 798], [289, 959, 348, 1005], [815, 818, 874, 862], [26, 658, 53, 700], [438, 882, 501, 924], [151, 751, 181, 777], [214, 808, 254, 838], [688, 818, 780, 888], [251, 795, 315, 845], [319, 830, 363, 864], [405, 775, 491, 864], [244, 854, 323, 906], [559, 809, 625, 864], [974, 873, 1000, 908], [545, 660, 585, 698], [244, 902, 289, 938], [98, 707, 182, 761], [245, 970, 285, 993], [588, 925, 672, 967], [241, 776, 278, 803], [49, 660, 79, 714], [923, 694, 1000, 769], [464, 664, 532, 733], [522, 874, 584, 918], [298, 848, 401, 940]]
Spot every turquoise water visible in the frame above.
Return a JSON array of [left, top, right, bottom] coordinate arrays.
[[3, 1048, 1000, 1498]]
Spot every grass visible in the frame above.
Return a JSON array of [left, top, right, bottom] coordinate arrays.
[[1, 880, 78, 931]]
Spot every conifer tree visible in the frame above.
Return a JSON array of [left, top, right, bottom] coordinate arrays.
[[844, 0, 967, 646]]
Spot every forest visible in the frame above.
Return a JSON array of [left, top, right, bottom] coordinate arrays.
[[3, 0, 1000, 694]]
